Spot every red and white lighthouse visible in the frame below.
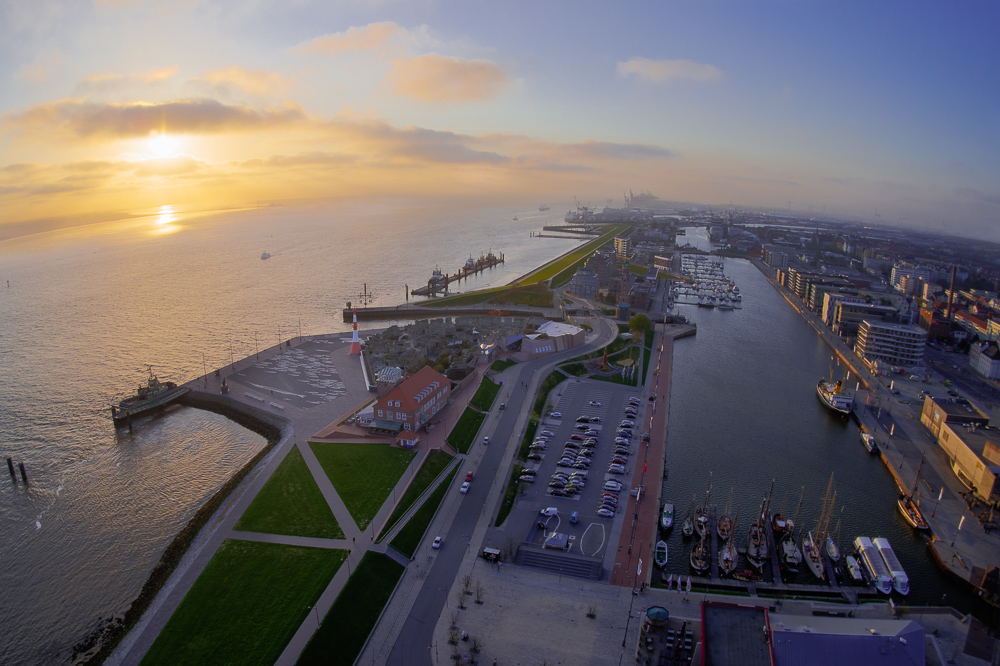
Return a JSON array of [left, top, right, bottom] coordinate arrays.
[[349, 308, 362, 355]]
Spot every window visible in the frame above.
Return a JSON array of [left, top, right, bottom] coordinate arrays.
[[377, 409, 383, 417]]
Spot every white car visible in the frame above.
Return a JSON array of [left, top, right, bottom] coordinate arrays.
[[589, 401, 601, 407], [540, 507, 559, 517], [550, 411, 562, 418], [603, 480, 623, 491], [540, 430, 555, 438], [597, 508, 615, 518], [460, 481, 471, 493], [432, 536, 442, 549], [483, 436, 490, 445], [620, 420, 634, 428]]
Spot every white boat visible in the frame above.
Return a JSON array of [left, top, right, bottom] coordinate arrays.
[[660, 503, 674, 531], [845, 554, 864, 583], [654, 540, 669, 568], [860, 431, 878, 453], [803, 531, 825, 580], [817, 378, 853, 415], [873, 537, 910, 595], [854, 536, 893, 595]]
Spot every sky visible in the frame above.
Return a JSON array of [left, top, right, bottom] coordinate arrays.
[[1, 0, 998, 240]]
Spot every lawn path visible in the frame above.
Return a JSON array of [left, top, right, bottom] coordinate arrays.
[[296, 440, 361, 540]]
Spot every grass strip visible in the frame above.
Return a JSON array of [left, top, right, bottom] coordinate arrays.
[[296, 552, 405, 666], [446, 407, 486, 454], [531, 370, 567, 419], [141, 540, 346, 666], [390, 467, 458, 558], [377, 450, 454, 541], [558, 362, 589, 377], [235, 446, 343, 539], [494, 463, 525, 528], [517, 419, 538, 463], [641, 339, 654, 386], [469, 376, 501, 411], [490, 358, 517, 372], [540, 225, 627, 287], [310, 442, 416, 530]]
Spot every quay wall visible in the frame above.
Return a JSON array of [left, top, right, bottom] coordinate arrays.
[[342, 305, 549, 323], [176, 390, 289, 440]]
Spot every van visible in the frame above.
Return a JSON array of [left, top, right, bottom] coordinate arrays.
[[482, 547, 501, 562], [569, 510, 579, 525]]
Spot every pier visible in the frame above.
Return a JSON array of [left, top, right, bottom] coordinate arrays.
[[410, 251, 504, 296], [340, 304, 548, 323], [764, 517, 783, 582]]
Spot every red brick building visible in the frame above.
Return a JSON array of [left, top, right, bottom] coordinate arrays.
[[371, 366, 451, 433]]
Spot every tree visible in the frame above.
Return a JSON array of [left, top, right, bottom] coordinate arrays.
[[629, 313, 651, 335]]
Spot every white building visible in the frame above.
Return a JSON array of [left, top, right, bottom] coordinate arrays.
[[855, 320, 926, 369], [970, 341, 1000, 380]]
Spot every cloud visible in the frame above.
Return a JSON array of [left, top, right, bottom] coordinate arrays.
[[561, 141, 674, 161], [296, 21, 408, 54], [191, 66, 290, 98], [385, 54, 508, 103], [74, 66, 178, 97], [617, 57, 723, 84], [133, 155, 202, 176], [327, 119, 510, 164], [954, 187, 1000, 206], [3, 98, 308, 140]]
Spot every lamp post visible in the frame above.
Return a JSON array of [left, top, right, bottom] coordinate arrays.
[[255, 331, 259, 360]]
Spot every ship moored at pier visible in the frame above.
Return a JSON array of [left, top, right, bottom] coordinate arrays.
[[816, 378, 853, 415], [111, 367, 188, 426]]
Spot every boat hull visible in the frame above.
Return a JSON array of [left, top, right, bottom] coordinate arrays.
[[654, 540, 669, 568], [817, 379, 853, 415], [111, 386, 188, 425], [896, 495, 929, 530]]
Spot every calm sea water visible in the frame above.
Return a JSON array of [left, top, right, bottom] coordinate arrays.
[[0, 199, 580, 665], [659, 228, 979, 611]]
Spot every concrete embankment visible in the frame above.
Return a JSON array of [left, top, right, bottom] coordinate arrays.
[[176, 390, 288, 440], [342, 305, 549, 322]]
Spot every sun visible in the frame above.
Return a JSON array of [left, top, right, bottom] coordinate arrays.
[[148, 132, 178, 157]]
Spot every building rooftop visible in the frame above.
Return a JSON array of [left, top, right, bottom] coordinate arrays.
[[702, 603, 773, 666], [769, 613, 924, 666], [536, 320, 584, 338]]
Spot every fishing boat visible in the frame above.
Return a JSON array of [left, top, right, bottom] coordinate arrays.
[[719, 506, 739, 576], [844, 554, 864, 583], [689, 534, 710, 574], [694, 473, 712, 538], [873, 538, 909, 595], [682, 497, 695, 539], [816, 378, 853, 415], [780, 532, 803, 573], [854, 536, 893, 595], [860, 431, 878, 454], [771, 489, 791, 538], [717, 488, 734, 541], [897, 457, 930, 530], [654, 540, 669, 568], [660, 503, 674, 532], [111, 367, 188, 426]]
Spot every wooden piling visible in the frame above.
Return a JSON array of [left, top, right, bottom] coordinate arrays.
[[18, 462, 28, 486], [7, 456, 15, 481]]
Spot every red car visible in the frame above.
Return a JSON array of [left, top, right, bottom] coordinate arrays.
[[465, 471, 474, 482], [570, 434, 584, 440]]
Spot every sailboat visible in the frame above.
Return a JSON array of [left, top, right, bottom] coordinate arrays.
[[804, 474, 834, 580], [771, 491, 789, 538], [897, 457, 930, 530], [717, 488, 734, 541], [780, 487, 805, 572], [745, 481, 773, 571], [682, 496, 695, 539], [719, 506, 739, 576], [694, 472, 712, 538], [826, 506, 845, 562], [689, 533, 710, 574]]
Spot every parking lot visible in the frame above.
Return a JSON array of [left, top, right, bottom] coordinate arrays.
[[512, 378, 648, 566]]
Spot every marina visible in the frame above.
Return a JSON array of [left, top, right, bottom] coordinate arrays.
[[670, 254, 743, 309], [409, 251, 505, 296]]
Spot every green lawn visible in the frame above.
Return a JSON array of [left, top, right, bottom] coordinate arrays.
[[377, 450, 454, 541], [310, 442, 417, 530], [296, 552, 405, 666], [446, 407, 486, 454], [531, 370, 566, 419], [558, 362, 589, 377], [469, 376, 501, 411], [494, 463, 525, 528], [517, 418, 538, 463], [141, 540, 346, 666], [234, 446, 344, 539], [389, 467, 458, 558], [416, 288, 504, 307], [490, 358, 517, 372], [539, 225, 627, 287]]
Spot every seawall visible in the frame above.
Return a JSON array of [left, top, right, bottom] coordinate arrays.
[[176, 390, 289, 440]]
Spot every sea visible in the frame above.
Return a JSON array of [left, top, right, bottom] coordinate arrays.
[[0, 203, 983, 664], [0, 199, 581, 665]]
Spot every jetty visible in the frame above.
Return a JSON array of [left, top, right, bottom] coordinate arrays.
[[410, 251, 504, 296]]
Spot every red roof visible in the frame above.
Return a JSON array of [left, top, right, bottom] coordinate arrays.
[[396, 431, 419, 442], [378, 365, 449, 413]]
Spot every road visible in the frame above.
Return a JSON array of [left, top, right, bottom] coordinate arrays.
[[385, 316, 617, 666]]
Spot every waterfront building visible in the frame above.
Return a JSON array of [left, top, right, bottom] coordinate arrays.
[[763, 246, 789, 269], [920, 395, 990, 439], [854, 320, 927, 368], [568, 267, 598, 300], [807, 278, 854, 312], [970, 341, 1000, 380], [831, 301, 896, 338], [371, 365, 451, 433], [628, 277, 654, 311], [822, 292, 865, 326], [936, 420, 1000, 502], [614, 235, 631, 258], [653, 254, 673, 273]]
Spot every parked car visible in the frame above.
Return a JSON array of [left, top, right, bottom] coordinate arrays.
[[540, 430, 555, 437], [576, 416, 591, 423], [569, 511, 579, 525], [527, 453, 543, 461], [570, 434, 584, 440], [550, 489, 569, 497], [575, 423, 590, 431], [549, 412, 561, 419], [460, 481, 471, 493], [518, 475, 535, 483], [608, 466, 626, 475], [432, 536, 442, 549], [499, 403, 505, 410], [603, 480, 623, 491], [620, 420, 634, 428], [585, 429, 599, 436], [589, 416, 602, 423], [483, 437, 490, 445], [597, 508, 615, 518], [589, 401, 602, 407]]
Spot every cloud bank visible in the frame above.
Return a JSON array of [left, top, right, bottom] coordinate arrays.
[[617, 57, 723, 84]]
